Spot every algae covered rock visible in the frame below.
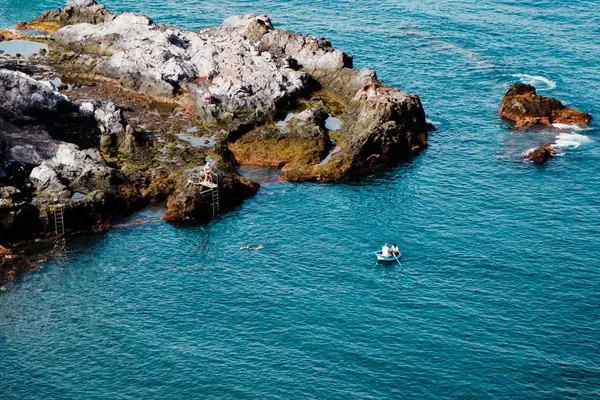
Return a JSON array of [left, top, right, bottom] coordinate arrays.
[[229, 108, 332, 171], [42, 1, 428, 182]]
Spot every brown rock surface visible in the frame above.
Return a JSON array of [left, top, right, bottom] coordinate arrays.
[[500, 83, 591, 129], [527, 144, 556, 163]]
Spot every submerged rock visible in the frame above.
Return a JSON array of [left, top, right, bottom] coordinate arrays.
[[500, 83, 591, 129], [0, 244, 39, 284], [527, 144, 556, 163]]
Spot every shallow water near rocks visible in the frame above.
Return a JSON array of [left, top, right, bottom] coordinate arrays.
[[0, 39, 47, 57], [1, 0, 600, 399], [176, 133, 216, 148]]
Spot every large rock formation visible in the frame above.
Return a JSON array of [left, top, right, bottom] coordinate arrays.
[[49, 11, 310, 123], [41, 0, 428, 182], [0, 67, 257, 242], [501, 83, 591, 129], [25, 0, 114, 31], [1, 0, 431, 244]]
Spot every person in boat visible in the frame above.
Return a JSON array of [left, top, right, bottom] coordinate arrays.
[[390, 244, 401, 257], [203, 162, 212, 184], [381, 243, 391, 257]]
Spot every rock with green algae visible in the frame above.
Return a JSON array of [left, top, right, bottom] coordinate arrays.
[[229, 108, 331, 169], [4, 0, 432, 236], [33, 1, 429, 183]]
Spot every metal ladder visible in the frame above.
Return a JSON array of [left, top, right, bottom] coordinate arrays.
[[211, 186, 220, 217], [53, 204, 65, 237], [189, 170, 220, 219]]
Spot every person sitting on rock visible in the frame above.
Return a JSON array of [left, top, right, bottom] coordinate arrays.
[[381, 243, 391, 257], [390, 244, 401, 257], [203, 162, 212, 184], [203, 92, 213, 103]]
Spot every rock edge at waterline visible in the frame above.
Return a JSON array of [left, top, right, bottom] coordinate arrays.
[[0, 0, 430, 246], [500, 83, 591, 129]]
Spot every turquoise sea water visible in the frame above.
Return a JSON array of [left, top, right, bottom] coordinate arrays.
[[1, 1, 600, 398]]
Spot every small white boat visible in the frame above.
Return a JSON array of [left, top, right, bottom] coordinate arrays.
[[376, 251, 401, 262]]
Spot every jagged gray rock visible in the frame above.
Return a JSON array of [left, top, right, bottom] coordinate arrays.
[[45, 1, 428, 183], [29, 143, 115, 198], [30, 0, 114, 28], [0, 0, 431, 243], [78, 100, 129, 151], [49, 9, 350, 126], [0, 70, 72, 119]]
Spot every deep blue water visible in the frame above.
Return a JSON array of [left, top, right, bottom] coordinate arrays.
[[1, 0, 600, 398]]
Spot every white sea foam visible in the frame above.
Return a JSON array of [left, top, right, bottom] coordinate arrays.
[[552, 123, 587, 132], [512, 74, 557, 90], [553, 133, 592, 149], [426, 119, 441, 126]]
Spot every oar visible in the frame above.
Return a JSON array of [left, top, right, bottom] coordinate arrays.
[[393, 253, 402, 267]]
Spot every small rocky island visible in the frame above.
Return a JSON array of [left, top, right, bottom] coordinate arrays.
[[501, 83, 591, 129], [500, 83, 591, 163], [0, 0, 430, 246]]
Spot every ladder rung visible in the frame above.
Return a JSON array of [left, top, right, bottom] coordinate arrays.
[[52, 203, 66, 236]]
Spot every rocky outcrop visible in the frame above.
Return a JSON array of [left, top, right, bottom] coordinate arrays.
[[24, 0, 114, 32], [501, 83, 591, 129], [527, 144, 556, 163], [0, 64, 257, 242], [0, 68, 131, 241], [40, 1, 428, 182], [0, 0, 431, 244], [49, 11, 310, 125], [229, 108, 332, 171], [0, 70, 118, 197], [163, 165, 259, 221]]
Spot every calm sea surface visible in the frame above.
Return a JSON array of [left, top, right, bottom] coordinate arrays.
[[1, 0, 599, 398]]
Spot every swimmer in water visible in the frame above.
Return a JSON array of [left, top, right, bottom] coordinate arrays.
[[240, 245, 264, 251]]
